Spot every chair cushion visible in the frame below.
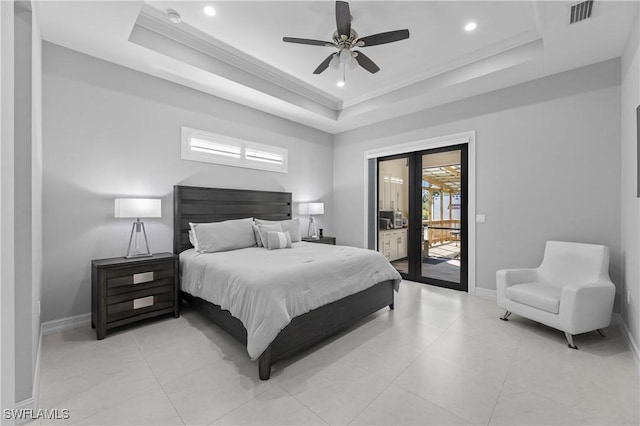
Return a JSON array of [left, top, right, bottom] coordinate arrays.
[[506, 282, 562, 314]]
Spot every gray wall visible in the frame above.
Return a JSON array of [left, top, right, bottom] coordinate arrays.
[[1, 0, 17, 413], [620, 14, 639, 350], [14, 2, 34, 403], [333, 60, 622, 296], [42, 43, 334, 322], [1, 0, 43, 411], [31, 0, 43, 397]]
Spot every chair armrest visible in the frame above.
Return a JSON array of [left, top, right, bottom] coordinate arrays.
[[496, 268, 538, 308], [559, 281, 615, 334]]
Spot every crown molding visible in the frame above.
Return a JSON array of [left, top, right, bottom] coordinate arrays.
[[133, 7, 341, 113]]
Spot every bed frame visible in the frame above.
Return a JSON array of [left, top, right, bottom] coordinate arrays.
[[173, 185, 394, 380]]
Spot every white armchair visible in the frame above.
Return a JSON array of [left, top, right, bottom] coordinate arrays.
[[496, 241, 615, 349]]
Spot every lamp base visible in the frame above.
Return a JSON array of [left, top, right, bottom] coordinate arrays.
[[125, 219, 152, 258], [307, 216, 318, 239]]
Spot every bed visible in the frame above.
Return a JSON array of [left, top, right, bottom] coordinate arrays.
[[174, 185, 400, 380]]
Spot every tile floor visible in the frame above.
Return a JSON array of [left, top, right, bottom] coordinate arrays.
[[34, 281, 639, 425]]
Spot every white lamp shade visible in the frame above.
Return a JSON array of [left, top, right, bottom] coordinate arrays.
[[299, 202, 324, 215], [115, 198, 161, 218]]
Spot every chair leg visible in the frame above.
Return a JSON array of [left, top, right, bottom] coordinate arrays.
[[597, 329, 606, 338], [500, 311, 512, 321], [565, 332, 578, 349]]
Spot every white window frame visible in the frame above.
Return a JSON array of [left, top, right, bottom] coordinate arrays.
[[181, 127, 288, 174]]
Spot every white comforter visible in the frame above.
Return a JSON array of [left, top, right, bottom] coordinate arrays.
[[180, 242, 401, 359]]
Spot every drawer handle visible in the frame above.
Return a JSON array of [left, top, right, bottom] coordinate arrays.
[[133, 296, 154, 309], [133, 271, 154, 284]]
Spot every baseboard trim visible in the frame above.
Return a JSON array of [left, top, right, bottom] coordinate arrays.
[[612, 313, 640, 374], [42, 313, 91, 336], [13, 395, 36, 425], [474, 287, 496, 300]]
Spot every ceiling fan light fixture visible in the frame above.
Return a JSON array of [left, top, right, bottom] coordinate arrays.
[[203, 6, 216, 16], [329, 54, 341, 69], [282, 1, 408, 76], [464, 22, 477, 32], [347, 56, 358, 70], [339, 48, 351, 62], [167, 9, 182, 24], [336, 80, 345, 88]]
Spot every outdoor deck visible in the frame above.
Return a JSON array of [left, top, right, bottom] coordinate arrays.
[[391, 240, 461, 283]]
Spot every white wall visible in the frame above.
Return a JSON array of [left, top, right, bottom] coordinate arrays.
[[620, 13, 639, 352], [334, 60, 622, 296], [42, 43, 334, 322]]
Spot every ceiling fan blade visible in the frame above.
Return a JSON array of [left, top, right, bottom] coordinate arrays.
[[336, 1, 351, 38], [357, 29, 410, 47], [354, 51, 380, 74], [313, 53, 337, 74], [283, 37, 335, 47]]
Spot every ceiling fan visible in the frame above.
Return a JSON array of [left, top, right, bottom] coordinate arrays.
[[282, 1, 410, 75]]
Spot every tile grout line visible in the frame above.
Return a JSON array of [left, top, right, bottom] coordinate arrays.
[[348, 309, 464, 425], [345, 304, 455, 425], [130, 331, 188, 426], [276, 382, 330, 425], [204, 380, 275, 426], [390, 315, 483, 426], [485, 325, 524, 426]]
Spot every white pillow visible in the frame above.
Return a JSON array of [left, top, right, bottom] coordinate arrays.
[[266, 231, 292, 250], [190, 218, 256, 253], [188, 230, 199, 251], [255, 218, 301, 242], [256, 223, 283, 248]]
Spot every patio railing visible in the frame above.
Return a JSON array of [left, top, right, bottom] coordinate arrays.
[[422, 220, 460, 246]]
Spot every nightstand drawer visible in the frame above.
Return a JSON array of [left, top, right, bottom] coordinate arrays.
[[107, 283, 174, 305], [107, 291, 174, 322], [106, 277, 174, 297], [107, 264, 174, 288]]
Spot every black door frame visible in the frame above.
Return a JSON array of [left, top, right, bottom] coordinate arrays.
[[377, 144, 468, 292]]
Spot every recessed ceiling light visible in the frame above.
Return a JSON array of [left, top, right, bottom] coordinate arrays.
[[204, 6, 216, 16], [167, 9, 181, 24], [465, 22, 477, 32], [336, 80, 345, 88]]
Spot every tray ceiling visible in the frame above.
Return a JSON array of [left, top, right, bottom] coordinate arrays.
[[36, 1, 639, 134]]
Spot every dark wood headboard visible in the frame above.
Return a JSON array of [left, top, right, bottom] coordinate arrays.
[[173, 185, 292, 254]]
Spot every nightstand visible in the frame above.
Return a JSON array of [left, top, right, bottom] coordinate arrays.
[[91, 252, 179, 339], [302, 236, 336, 245]]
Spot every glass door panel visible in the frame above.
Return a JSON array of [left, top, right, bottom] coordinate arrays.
[[420, 150, 462, 285], [377, 157, 409, 275]]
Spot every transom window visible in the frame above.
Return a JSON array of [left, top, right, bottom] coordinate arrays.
[[181, 127, 288, 173]]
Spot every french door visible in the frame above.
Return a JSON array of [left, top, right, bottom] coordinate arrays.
[[377, 144, 468, 291]]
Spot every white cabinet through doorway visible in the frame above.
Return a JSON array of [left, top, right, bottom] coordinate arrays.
[[379, 229, 408, 262]]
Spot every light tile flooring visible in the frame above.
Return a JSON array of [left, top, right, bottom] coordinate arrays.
[[35, 281, 639, 425]]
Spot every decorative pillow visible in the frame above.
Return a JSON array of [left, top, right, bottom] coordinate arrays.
[[189, 218, 256, 253], [266, 231, 292, 250], [252, 224, 264, 247], [254, 218, 301, 242], [256, 223, 283, 248]]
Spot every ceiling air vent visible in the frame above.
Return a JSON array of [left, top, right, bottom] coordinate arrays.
[[569, 0, 595, 25]]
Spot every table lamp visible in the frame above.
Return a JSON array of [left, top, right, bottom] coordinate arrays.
[[115, 198, 161, 258], [299, 202, 324, 239]]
